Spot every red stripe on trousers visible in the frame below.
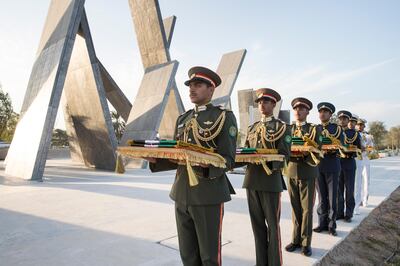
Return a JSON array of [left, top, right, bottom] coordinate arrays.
[[277, 192, 283, 265], [218, 203, 223, 266]]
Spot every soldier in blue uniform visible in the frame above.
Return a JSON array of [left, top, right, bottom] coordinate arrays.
[[313, 102, 344, 236], [337, 111, 362, 222]]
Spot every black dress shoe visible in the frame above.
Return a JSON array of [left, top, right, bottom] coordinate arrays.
[[329, 228, 337, 236], [337, 215, 344, 220], [344, 216, 352, 223], [285, 243, 301, 252], [313, 226, 328, 233], [302, 246, 312, 257]]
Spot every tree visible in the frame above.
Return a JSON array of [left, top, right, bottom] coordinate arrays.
[[51, 129, 69, 147], [0, 84, 19, 142], [111, 110, 125, 143], [368, 121, 387, 150], [0, 85, 13, 138], [386, 126, 400, 150], [1, 112, 19, 142]]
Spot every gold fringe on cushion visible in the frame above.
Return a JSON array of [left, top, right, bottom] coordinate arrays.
[[291, 145, 324, 158], [303, 136, 318, 148], [117, 147, 226, 168], [261, 160, 272, 175], [185, 156, 199, 186], [177, 141, 214, 153], [356, 148, 363, 160], [235, 154, 284, 163], [235, 154, 285, 175], [117, 146, 226, 187], [338, 147, 347, 158], [308, 152, 320, 167], [256, 148, 279, 154]]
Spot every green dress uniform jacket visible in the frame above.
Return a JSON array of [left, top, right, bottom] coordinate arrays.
[[242, 117, 291, 192], [286, 123, 322, 180], [241, 116, 291, 266], [286, 122, 322, 248], [149, 103, 237, 205], [149, 103, 237, 266]]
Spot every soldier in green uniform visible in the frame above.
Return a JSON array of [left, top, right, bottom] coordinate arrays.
[[284, 97, 322, 257], [242, 88, 291, 266], [146, 66, 238, 266]]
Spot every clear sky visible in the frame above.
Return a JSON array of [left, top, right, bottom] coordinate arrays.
[[1, 0, 399, 129]]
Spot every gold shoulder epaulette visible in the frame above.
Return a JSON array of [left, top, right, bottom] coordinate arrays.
[[179, 109, 192, 117], [275, 118, 286, 124], [217, 104, 232, 111]]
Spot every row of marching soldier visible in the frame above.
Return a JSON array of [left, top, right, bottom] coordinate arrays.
[[143, 65, 374, 266]]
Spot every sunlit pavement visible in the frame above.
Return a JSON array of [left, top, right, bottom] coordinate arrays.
[[1, 156, 399, 265]]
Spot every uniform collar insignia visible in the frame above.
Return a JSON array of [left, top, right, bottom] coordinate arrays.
[[195, 105, 207, 112], [261, 114, 274, 122], [194, 102, 211, 113]]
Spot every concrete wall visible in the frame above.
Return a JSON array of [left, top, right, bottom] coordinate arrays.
[[126, 0, 184, 142], [5, 0, 85, 180], [62, 10, 117, 170], [121, 61, 179, 143], [212, 49, 247, 107]]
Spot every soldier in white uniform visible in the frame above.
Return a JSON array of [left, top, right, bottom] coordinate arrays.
[[354, 118, 374, 214]]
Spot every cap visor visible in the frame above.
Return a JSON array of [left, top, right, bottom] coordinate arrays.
[[184, 77, 213, 87]]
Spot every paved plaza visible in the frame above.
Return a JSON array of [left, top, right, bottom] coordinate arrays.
[[1, 156, 399, 265]]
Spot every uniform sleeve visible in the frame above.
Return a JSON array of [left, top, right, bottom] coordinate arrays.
[[233, 125, 251, 169], [149, 118, 179, 172], [277, 123, 292, 164], [338, 126, 345, 145], [355, 132, 362, 149], [315, 125, 323, 149], [208, 111, 238, 178]]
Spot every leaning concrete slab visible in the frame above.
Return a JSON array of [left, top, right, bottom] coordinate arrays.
[[158, 85, 184, 139], [121, 61, 179, 144], [162, 16, 176, 49], [127, 0, 184, 142], [128, 0, 171, 69], [98, 60, 132, 122], [62, 9, 117, 170], [212, 49, 247, 107], [237, 89, 254, 146], [5, 0, 85, 180]]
